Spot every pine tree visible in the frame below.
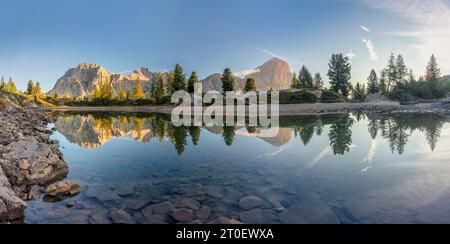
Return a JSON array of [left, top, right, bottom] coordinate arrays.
[[291, 71, 300, 88], [379, 70, 388, 95], [396, 54, 408, 85], [353, 83, 366, 102], [33, 81, 42, 96], [221, 68, 235, 92], [133, 77, 145, 99], [298, 65, 313, 89], [117, 85, 127, 100], [187, 71, 199, 94], [99, 78, 113, 99], [425, 55, 444, 98], [27, 80, 35, 94], [313, 73, 324, 91], [171, 64, 186, 92], [367, 69, 379, 94], [385, 53, 398, 92], [408, 69, 416, 84], [167, 71, 174, 95], [244, 78, 257, 92], [6, 78, 17, 93], [327, 53, 352, 98], [153, 72, 167, 102], [425, 54, 441, 81], [0, 77, 5, 90]]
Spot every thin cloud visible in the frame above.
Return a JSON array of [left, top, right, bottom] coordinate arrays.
[[241, 42, 303, 65], [362, 38, 378, 61], [360, 25, 371, 32], [346, 52, 356, 61], [234, 68, 261, 78]]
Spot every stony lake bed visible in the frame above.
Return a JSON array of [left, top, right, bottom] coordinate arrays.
[[13, 110, 450, 224]]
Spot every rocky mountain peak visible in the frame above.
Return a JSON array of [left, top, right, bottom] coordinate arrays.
[[202, 58, 293, 92]]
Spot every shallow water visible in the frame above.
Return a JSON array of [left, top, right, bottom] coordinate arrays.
[[24, 112, 450, 224]]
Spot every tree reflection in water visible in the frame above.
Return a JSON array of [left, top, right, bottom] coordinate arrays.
[[52, 112, 448, 156]]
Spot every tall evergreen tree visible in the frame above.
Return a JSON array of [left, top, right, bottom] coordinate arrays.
[[33, 81, 42, 96], [367, 69, 379, 94], [0, 77, 5, 90], [99, 79, 113, 99], [6, 78, 17, 93], [187, 71, 199, 94], [385, 53, 398, 92], [291, 71, 300, 88], [425, 54, 444, 98], [425, 54, 441, 81], [153, 72, 167, 102], [27, 80, 35, 94], [313, 73, 324, 91], [133, 77, 145, 99], [396, 54, 408, 85], [327, 53, 352, 98], [167, 71, 174, 95], [221, 68, 235, 92], [244, 78, 257, 92], [408, 69, 416, 84], [117, 85, 127, 100], [171, 64, 186, 92], [298, 65, 313, 89], [379, 70, 388, 95], [353, 83, 366, 102]]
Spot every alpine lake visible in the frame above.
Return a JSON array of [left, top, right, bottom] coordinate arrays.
[[24, 111, 450, 224]]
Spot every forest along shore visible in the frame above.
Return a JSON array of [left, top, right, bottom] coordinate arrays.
[[0, 107, 70, 223], [44, 100, 447, 116]]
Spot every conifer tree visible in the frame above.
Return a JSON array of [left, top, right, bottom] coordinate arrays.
[[396, 54, 408, 85], [27, 80, 35, 94], [244, 78, 257, 92], [327, 53, 352, 98], [187, 71, 199, 94], [133, 77, 145, 99], [171, 64, 186, 92], [367, 69, 379, 94], [298, 65, 313, 89], [153, 72, 167, 102], [117, 85, 127, 100], [291, 71, 300, 88], [221, 68, 235, 92], [313, 73, 324, 91], [33, 81, 42, 96]]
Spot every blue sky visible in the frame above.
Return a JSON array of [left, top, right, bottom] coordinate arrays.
[[1, 0, 449, 92]]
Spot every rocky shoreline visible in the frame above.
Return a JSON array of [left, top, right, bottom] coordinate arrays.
[[0, 107, 69, 223]]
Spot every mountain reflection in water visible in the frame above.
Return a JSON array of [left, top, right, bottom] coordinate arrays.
[[52, 112, 447, 155]]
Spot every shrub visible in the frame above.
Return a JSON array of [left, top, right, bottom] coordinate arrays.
[[320, 90, 345, 103], [279, 91, 318, 104]]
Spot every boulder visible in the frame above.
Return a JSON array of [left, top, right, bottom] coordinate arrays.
[[45, 180, 81, 198], [239, 196, 264, 210]]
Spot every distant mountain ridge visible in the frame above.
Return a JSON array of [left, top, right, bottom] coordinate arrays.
[[48, 58, 293, 98]]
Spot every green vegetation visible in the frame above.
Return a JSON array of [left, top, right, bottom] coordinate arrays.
[[171, 64, 186, 92], [279, 90, 318, 104], [152, 72, 168, 104], [328, 53, 352, 98], [187, 71, 199, 94], [133, 77, 145, 99], [244, 78, 257, 92], [221, 68, 235, 92], [362, 54, 448, 102], [320, 90, 345, 103]]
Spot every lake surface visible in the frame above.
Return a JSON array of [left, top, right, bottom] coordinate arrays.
[[24, 112, 450, 224]]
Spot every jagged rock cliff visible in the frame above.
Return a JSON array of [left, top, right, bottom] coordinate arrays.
[[48, 64, 157, 98], [48, 58, 293, 97]]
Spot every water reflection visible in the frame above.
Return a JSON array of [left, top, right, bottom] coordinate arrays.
[[52, 112, 448, 156], [24, 111, 450, 224]]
